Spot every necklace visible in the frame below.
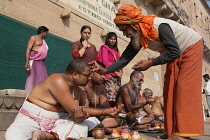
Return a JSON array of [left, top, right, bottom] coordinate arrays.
[[90, 87, 97, 108]]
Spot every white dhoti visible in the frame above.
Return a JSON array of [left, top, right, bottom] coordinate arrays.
[[5, 101, 60, 140], [51, 119, 88, 139], [5, 101, 88, 140], [60, 113, 101, 131], [136, 115, 146, 123], [84, 117, 101, 131]]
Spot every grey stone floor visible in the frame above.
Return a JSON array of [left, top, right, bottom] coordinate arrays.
[[1, 117, 210, 140], [80, 117, 210, 140]]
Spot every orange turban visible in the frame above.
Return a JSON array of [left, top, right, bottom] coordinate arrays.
[[114, 4, 158, 49]]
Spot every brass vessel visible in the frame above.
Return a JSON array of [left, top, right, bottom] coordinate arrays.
[[25, 68, 30, 72], [92, 127, 105, 139]]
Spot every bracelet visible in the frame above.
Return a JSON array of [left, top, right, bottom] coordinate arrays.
[[102, 109, 105, 115]]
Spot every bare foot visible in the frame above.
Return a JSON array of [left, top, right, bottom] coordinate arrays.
[[167, 136, 190, 140], [32, 130, 42, 140], [32, 130, 57, 140], [157, 134, 168, 139], [151, 120, 161, 127]]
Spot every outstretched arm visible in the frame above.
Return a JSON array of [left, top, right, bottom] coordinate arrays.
[[107, 42, 140, 73], [90, 42, 140, 75], [84, 104, 123, 117], [132, 23, 181, 71]]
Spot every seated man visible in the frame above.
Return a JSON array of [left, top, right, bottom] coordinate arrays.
[[151, 96, 164, 125], [6, 59, 121, 140], [135, 88, 155, 128], [116, 71, 154, 129], [83, 61, 127, 134]]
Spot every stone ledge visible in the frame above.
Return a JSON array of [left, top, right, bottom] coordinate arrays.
[[0, 89, 29, 131], [0, 89, 28, 110], [0, 89, 30, 96]]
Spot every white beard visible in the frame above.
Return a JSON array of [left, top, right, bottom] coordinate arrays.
[[132, 79, 140, 89], [130, 32, 141, 50]]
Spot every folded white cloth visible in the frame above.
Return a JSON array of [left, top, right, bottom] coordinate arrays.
[[84, 117, 101, 131], [51, 119, 88, 139]]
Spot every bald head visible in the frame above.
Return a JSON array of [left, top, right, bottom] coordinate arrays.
[[142, 88, 153, 99], [130, 71, 144, 80]]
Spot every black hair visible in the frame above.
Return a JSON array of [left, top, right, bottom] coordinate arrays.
[[130, 71, 144, 80], [65, 59, 89, 74], [105, 32, 118, 51], [37, 26, 49, 34], [203, 74, 210, 79], [96, 61, 106, 68], [80, 25, 92, 43], [80, 25, 92, 33]]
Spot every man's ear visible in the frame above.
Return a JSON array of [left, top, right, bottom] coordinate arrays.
[[72, 71, 78, 78], [88, 76, 91, 80], [133, 76, 137, 81], [88, 72, 93, 80]]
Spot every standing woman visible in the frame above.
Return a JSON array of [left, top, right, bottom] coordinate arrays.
[[71, 25, 97, 62], [98, 32, 122, 107]]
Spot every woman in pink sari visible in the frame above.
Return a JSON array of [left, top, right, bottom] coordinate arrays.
[[98, 32, 122, 107]]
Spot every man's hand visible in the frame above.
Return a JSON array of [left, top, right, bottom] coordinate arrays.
[[25, 63, 30, 69], [89, 61, 108, 74], [115, 70, 123, 78], [146, 98, 155, 103], [132, 60, 153, 71], [72, 106, 90, 123], [25, 63, 30, 72], [106, 104, 124, 117]]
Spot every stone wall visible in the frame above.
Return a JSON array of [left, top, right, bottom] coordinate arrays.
[[0, 89, 29, 131], [0, 0, 209, 95], [0, 0, 164, 96]]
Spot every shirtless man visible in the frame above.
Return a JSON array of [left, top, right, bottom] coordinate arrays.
[[135, 88, 155, 128], [116, 71, 154, 129], [25, 26, 49, 91], [83, 62, 110, 113], [151, 96, 164, 124], [83, 62, 126, 134], [6, 59, 121, 140]]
